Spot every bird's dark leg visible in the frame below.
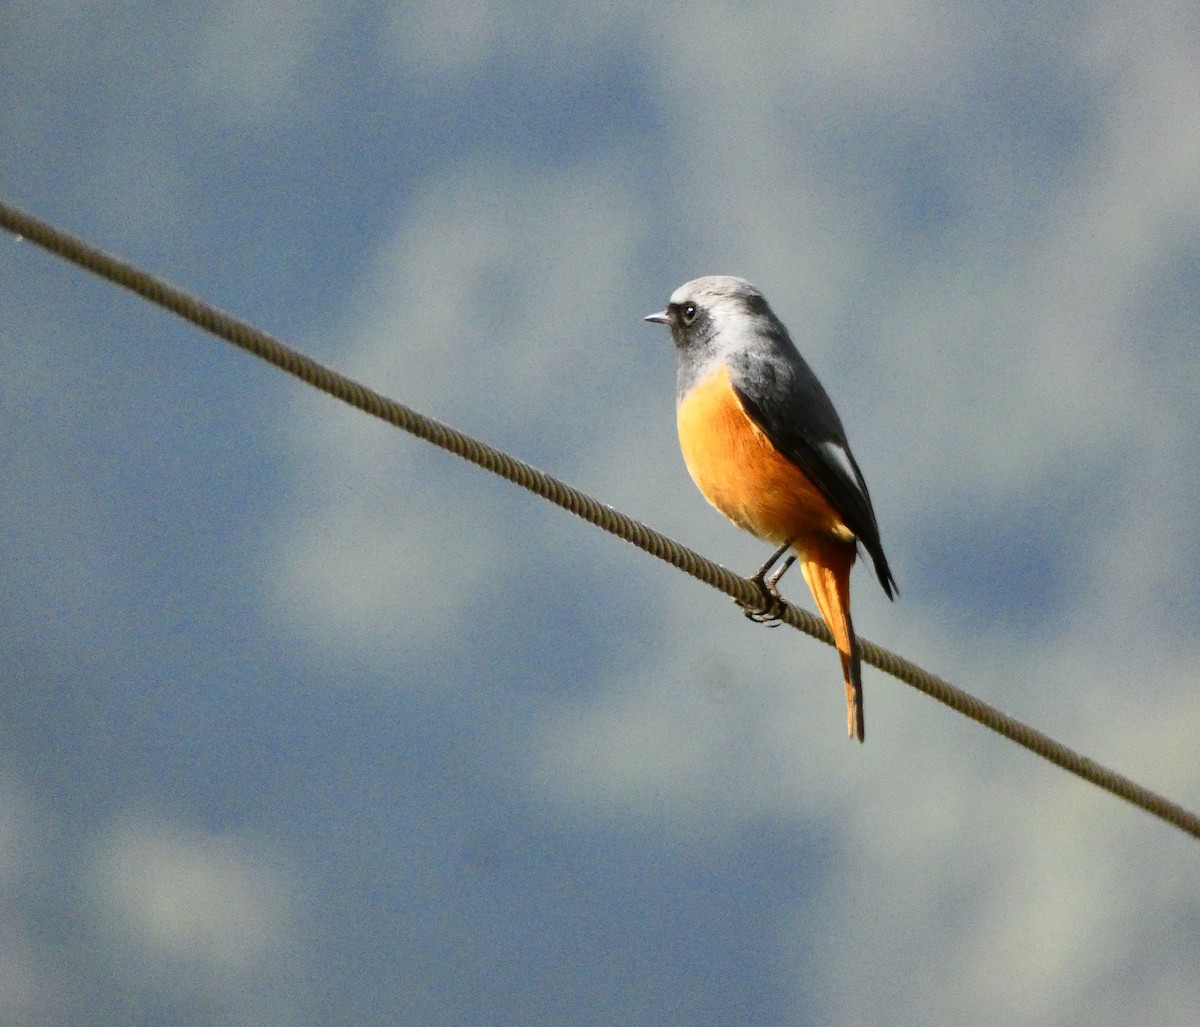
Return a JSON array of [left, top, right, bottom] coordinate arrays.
[[766, 554, 797, 593], [739, 541, 794, 626]]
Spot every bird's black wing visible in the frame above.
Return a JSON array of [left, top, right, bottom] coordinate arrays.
[[731, 362, 897, 599]]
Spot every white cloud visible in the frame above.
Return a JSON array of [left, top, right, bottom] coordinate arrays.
[[385, 0, 629, 79], [388, 1, 507, 75], [191, 1, 328, 116], [88, 816, 306, 1023], [90, 818, 296, 968], [269, 160, 646, 660]]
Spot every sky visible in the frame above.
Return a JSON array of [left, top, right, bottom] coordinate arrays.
[[2, 2, 1199, 1024]]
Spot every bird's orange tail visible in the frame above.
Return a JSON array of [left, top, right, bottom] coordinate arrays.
[[799, 540, 863, 742]]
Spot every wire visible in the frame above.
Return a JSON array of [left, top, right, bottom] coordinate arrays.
[[3, 197, 1197, 841]]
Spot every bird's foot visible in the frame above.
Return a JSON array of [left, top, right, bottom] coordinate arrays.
[[737, 573, 786, 627]]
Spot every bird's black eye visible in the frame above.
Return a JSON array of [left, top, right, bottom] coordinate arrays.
[[680, 302, 698, 325]]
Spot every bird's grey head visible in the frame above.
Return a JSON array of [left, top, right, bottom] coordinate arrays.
[[644, 275, 785, 369]]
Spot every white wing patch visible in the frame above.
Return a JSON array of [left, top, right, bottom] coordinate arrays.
[[819, 440, 866, 542], [819, 440, 862, 492]]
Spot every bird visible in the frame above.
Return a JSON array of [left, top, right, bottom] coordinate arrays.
[[645, 276, 896, 741]]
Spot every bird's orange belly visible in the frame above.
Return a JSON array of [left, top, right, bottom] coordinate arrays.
[[677, 363, 846, 545]]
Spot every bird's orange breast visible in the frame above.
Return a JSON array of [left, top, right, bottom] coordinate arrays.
[[676, 363, 847, 545]]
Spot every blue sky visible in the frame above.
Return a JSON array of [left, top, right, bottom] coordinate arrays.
[[3, 2, 1200, 1024]]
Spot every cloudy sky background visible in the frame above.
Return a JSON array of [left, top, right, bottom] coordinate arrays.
[[3, 2, 1199, 1024]]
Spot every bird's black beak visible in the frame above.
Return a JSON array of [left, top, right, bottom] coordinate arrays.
[[643, 310, 669, 324]]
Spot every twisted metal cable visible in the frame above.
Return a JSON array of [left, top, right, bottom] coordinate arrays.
[[3, 197, 1197, 841]]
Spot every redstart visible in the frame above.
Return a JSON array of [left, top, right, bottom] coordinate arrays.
[[645, 276, 896, 742]]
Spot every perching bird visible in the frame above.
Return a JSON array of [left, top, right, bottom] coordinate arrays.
[[645, 276, 896, 741]]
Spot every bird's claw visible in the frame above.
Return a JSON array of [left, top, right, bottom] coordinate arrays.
[[737, 576, 785, 627]]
